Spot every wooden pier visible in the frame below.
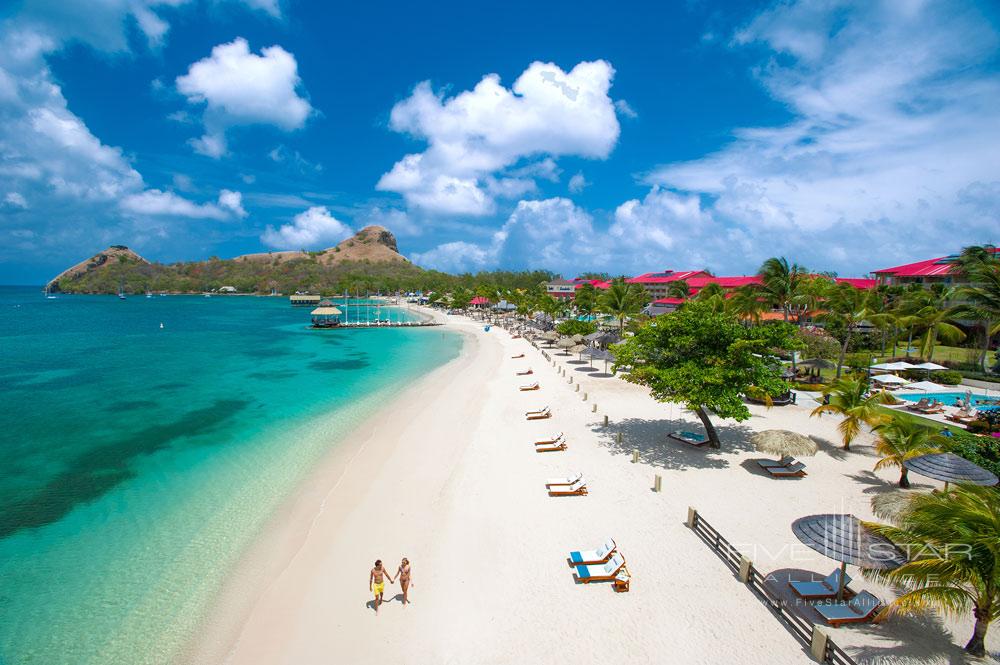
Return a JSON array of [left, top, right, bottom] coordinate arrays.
[[310, 320, 442, 330]]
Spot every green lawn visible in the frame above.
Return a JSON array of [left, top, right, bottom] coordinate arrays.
[[877, 343, 975, 364]]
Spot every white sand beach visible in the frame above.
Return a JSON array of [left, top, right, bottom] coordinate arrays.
[[187, 311, 998, 665]]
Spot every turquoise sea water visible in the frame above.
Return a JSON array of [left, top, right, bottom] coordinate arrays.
[[0, 287, 460, 664]]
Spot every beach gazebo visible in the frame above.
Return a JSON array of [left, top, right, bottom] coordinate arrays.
[[310, 300, 342, 328], [903, 452, 999, 491], [751, 430, 818, 460], [792, 514, 907, 600]]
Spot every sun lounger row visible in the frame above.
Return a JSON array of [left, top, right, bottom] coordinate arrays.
[[905, 398, 945, 414], [526, 406, 551, 420], [787, 569, 882, 627]]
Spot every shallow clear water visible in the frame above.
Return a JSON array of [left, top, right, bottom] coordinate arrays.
[[0, 287, 459, 664]]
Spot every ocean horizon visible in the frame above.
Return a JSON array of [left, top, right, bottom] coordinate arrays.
[[0, 286, 460, 664]]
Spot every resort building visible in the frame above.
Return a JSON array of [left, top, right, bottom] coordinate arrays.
[[626, 270, 710, 300], [290, 294, 321, 306], [874, 249, 999, 288], [545, 278, 576, 300]]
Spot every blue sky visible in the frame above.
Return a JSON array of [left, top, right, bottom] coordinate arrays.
[[1, 0, 999, 283]]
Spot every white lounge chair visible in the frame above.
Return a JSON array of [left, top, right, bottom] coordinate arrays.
[[757, 455, 795, 469], [766, 461, 807, 477], [534, 432, 564, 446], [545, 472, 583, 487], [815, 591, 882, 627], [574, 552, 626, 583], [519, 382, 540, 391], [568, 537, 616, 566], [548, 479, 587, 496], [789, 568, 852, 599]]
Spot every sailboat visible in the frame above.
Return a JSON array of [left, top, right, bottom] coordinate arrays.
[[42, 285, 56, 299], [118, 280, 126, 300]]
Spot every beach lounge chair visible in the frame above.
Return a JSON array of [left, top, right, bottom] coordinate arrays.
[[789, 569, 852, 599], [568, 537, 617, 566], [905, 398, 930, 412], [535, 441, 567, 452], [511, 353, 525, 359], [526, 407, 551, 420], [814, 591, 882, 627], [757, 456, 796, 470], [545, 472, 583, 487], [548, 479, 588, 496], [519, 382, 540, 391], [765, 461, 807, 477], [516, 368, 533, 376], [534, 432, 564, 446], [920, 401, 945, 414], [573, 552, 626, 584], [525, 406, 549, 415], [668, 430, 709, 447]]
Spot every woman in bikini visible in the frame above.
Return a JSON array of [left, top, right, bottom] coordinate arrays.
[[396, 557, 413, 606], [369, 559, 394, 615]]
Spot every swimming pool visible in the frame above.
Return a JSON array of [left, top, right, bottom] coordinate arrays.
[[897, 392, 999, 408]]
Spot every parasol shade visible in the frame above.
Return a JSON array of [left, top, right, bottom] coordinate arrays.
[[903, 452, 998, 486], [792, 514, 907, 570], [870, 491, 918, 522], [751, 430, 818, 457]]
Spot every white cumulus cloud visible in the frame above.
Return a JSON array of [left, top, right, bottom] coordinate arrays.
[[378, 60, 621, 215], [261, 206, 352, 249], [120, 189, 246, 220], [176, 38, 312, 158]]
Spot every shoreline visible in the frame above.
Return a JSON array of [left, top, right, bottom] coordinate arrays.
[[182, 306, 473, 663]]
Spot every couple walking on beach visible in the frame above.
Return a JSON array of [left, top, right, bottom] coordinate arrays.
[[369, 558, 412, 614]]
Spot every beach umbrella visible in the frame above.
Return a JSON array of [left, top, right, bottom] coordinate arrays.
[[792, 514, 907, 600], [903, 452, 999, 490], [751, 430, 818, 458], [871, 361, 917, 371], [570, 343, 588, 360], [870, 490, 920, 523], [584, 347, 613, 373], [571, 333, 585, 343], [871, 374, 910, 386], [901, 380, 946, 392], [911, 362, 947, 371]]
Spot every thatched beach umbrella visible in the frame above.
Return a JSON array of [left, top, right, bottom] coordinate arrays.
[[870, 491, 919, 523], [571, 333, 585, 343], [570, 343, 588, 361], [792, 514, 907, 600], [903, 452, 998, 491], [751, 430, 818, 458], [556, 337, 575, 355]]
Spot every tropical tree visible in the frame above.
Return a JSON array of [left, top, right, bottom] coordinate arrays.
[[951, 245, 1000, 372], [727, 284, 768, 325], [906, 286, 965, 361], [792, 275, 834, 326], [864, 484, 1000, 656], [756, 257, 807, 322], [574, 282, 598, 315], [612, 301, 796, 448], [599, 277, 647, 334], [821, 283, 873, 378], [811, 377, 894, 450], [665, 279, 691, 301], [872, 418, 945, 487], [449, 287, 472, 310]]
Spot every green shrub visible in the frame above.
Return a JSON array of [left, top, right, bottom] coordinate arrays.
[[945, 431, 1000, 478], [967, 420, 991, 434], [936, 369, 963, 385], [556, 320, 597, 336]]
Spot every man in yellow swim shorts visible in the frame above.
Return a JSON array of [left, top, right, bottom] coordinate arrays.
[[369, 559, 395, 615]]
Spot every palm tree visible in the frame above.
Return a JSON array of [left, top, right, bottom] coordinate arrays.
[[951, 245, 1000, 372], [727, 284, 767, 325], [864, 484, 1000, 656], [665, 279, 690, 301], [693, 282, 726, 312], [756, 257, 807, 322], [811, 377, 894, 450], [821, 283, 873, 378], [907, 286, 965, 361], [574, 282, 598, 315], [791, 275, 833, 326], [872, 418, 945, 487], [599, 277, 646, 334]]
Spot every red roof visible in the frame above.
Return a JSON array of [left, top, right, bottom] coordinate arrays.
[[834, 278, 876, 289], [627, 270, 710, 284], [652, 297, 685, 305], [874, 249, 998, 278], [470, 296, 490, 305], [686, 276, 761, 289], [574, 279, 611, 290]]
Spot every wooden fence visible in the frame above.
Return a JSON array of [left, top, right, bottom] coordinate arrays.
[[687, 507, 861, 665]]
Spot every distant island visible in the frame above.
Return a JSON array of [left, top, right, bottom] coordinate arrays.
[[47, 226, 437, 295]]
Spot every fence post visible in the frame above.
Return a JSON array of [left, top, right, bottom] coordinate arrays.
[[632, 449, 639, 463], [582, 391, 587, 401], [738, 556, 753, 584], [686, 507, 697, 528], [616, 432, 623, 444], [603, 414, 609, 426], [810, 627, 829, 662], [653, 474, 662, 492], [591, 403, 597, 412]]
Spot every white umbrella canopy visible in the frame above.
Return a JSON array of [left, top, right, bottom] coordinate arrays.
[[871, 361, 917, 371], [871, 374, 910, 385], [902, 380, 946, 392], [911, 362, 947, 371], [751, 430, 818, 457]]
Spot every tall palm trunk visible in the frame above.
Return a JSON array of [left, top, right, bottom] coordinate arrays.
[[836, 328, 853, 379], [694, 406, 720, 449], [980, 320, 992, 372], [906, 327, 914, 358], [965, 607, 991, 656], [898, 467, 910, 489]]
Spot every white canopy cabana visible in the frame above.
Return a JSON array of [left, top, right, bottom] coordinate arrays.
[[901, 380, 946, 392], [911, 362, 947, 371], [870, 361, 917, 371], [871, 374, 910, 386]]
